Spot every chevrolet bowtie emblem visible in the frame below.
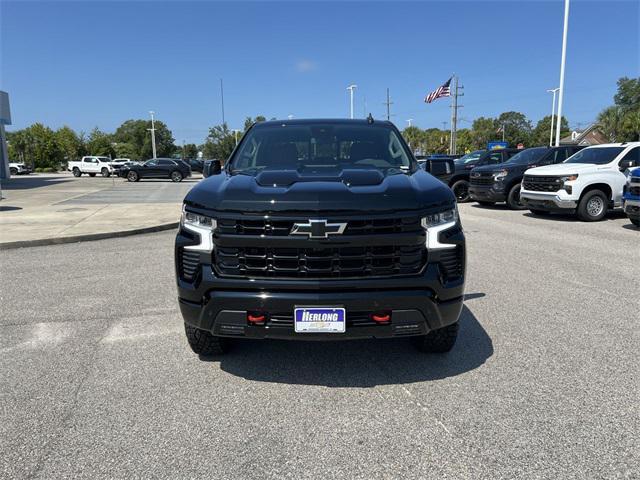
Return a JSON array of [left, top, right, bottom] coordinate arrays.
[[291, 219, 347, 238]]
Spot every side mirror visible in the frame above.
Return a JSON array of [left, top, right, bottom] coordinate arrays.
[[203, 160, 222, 177], [424, 159, 454, 179], [619, 160, 633, 171]]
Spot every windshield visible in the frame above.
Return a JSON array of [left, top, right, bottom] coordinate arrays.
[[504, 147, 548, 165], [230, 123, 413, 174], [455, 150, 484, 164], [565, 147, 624, 165]]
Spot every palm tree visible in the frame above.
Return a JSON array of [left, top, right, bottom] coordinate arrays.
[[597, 106, 622, 142]]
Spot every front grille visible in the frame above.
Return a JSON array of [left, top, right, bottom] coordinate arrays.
[[470, 174, 494, 186], [438, 247, 464, 281], [267, 311, 377, 328], [522, 175, 563, 192], [180, 249, 200, 281], [217, 216, 422, 236], [215, 244, 426, 278]]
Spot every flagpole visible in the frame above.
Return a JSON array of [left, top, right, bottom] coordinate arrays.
[[555, 0, 570, 146]]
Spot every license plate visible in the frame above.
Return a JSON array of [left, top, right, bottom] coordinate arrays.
[[294, 307, 346, 333]]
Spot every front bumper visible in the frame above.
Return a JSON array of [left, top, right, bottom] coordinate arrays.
[[469, 184, 506, 202], [175, 226, 466, 340], [520, 191, 577, 211]]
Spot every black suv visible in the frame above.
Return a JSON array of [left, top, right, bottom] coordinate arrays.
[[120, 158, 191, 182], [175, 119, 466, 355], [468, 145, 584, 209], [449, 149, 520, 202]]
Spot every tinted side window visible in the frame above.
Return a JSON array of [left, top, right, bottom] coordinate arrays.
[[488, 152, 503, 164], [554, 149, 568, 163], [619, 147, 640, 166], [158, 160, 174, 166]]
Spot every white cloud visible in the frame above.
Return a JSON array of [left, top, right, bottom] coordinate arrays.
[[296, 59, 318, 73]]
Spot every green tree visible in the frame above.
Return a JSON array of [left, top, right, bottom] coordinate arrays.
[[18, 123, 63, 169], [55, 126, 85, 162], [183, 143, 199, 158], [496, 111, 533, 147], [86, 128, 116, 157], [202, 123, 236, 162], [113, 119, 176, 159], [401, 126, 427, 153], [532, 115, 569, 146], [471, 117, 497, 149], [598, 77, 640, 142]]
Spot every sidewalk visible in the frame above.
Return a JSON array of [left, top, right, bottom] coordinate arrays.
[[0, 173, 193, 248]]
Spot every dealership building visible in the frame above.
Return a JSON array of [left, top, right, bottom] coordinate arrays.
[[0, 91, 12, 180]]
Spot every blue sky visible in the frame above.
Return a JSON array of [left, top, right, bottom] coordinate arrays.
[[1, 1, 638, 144]]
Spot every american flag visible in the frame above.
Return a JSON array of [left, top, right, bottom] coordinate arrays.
[[424, 77, 452, 104]]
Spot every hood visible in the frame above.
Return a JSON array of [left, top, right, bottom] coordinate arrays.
[[184, 168, 455, 213], [525, 163, 601, 176]]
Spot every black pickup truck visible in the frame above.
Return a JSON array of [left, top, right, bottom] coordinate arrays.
[[449, 148, 520, 202], [469, 145, 584, 209], [175, 119, 466, 355]]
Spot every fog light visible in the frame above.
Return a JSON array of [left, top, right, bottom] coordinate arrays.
[[371, 311, 391, 324], [247, 312, 267, 324]]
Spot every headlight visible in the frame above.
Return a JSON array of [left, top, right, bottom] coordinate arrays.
[[181, 206, 216, 252], [493, 170, 508, 180], [559, 174, 579, 182], [181, 210, 216, 229], [422, 208, 458, 250]]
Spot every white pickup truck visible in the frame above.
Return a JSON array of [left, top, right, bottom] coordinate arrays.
[[520, 142, 640, 221], [67, 156, 115, 177]]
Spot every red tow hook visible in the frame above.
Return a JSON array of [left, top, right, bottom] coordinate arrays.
[[371, 312, 391, 324], [247, 312, 267, 324]]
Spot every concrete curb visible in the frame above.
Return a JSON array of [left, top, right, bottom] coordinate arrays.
[[0, 222, 179, 250]]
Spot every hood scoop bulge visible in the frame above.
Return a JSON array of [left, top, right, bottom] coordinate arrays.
[[255, 169, 385, 187]]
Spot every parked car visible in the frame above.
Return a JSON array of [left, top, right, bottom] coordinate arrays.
[[449, 148, 520, 202], [469, 145, 584, 209], [109, 158, 132, 175], [9, 162, 32, 175], [183, 158, 204, 173], [175, 118, 465, 355], [520, 142, 640, 221], [67, 156, 115, 177], [623, 167, 640, 227], [119, 158, 191, 182]]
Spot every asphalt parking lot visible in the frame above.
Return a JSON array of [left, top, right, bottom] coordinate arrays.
[[1, 204, 638, 479]]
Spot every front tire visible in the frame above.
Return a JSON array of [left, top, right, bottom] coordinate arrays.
[[630, 218, 640, 227], [451, 179, 470, 203], [101, 168, 110, 177], [413, 322, 459, 353], [577, 190, 608, 222], [127, 171, 139, 182], [185, 323, 229, 356], [9, 167, 18, 175], [170, 171, 183, 182], [507, 184, 526, 210], [73, 167, 82, 177]]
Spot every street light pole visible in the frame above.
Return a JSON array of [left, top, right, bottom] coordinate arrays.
[[406, 119, 413, 128], [547, 88, 560, 146], [555, 0, 570, 147], [148, 111, 157, 158], [347, 84, 357, 119]]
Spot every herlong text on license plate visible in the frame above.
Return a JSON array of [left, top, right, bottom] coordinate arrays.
[[294, 307, 346, 333]]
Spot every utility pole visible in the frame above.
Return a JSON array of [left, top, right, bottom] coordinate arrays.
[[182, 140, 185, 159], [347, 84, 357, 119], [232, 129, 241, 146], [383, 88, 393, 121], [502, 124, 506, 142], [449, 76, 464, 155], [220, 78, 226, 125], [148, 111, 157, 159], [547, 87, 560, 146], [555, 0, 570, 146]]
